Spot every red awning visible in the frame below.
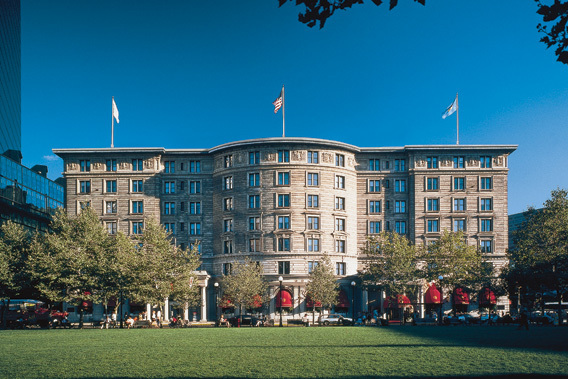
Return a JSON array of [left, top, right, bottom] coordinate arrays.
[[252, 294, 262, 308], [306, 295, 322, 308], [220, 295, 234, 309], [453, 287, 470, 305], [425, 284, 441, 304], [397, 294, 411, 305], [276, 290, 293, 308], [383, 296, 396, 309], [336, 290, 349, 308], [479, 287, 497, 305]]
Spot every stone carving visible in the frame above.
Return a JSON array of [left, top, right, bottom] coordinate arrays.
[[494, 156, 504, 167], [468, 157, 478, 167], [119, 161, 129, 170], [348, 157, 355, 167], [92, 162, 103, 170], [236, 153, 243, 164], [322, 152, 333, 163], [415, 157, 426, 168], [68, 162, 78, 171], [144, 159, 154, 169], [264, 152, 276, 162], [291, 150, 304, 161]]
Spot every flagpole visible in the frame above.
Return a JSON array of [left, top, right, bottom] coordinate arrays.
[[456, 92, 459, 145], [282, 85, 285, 138], [111, 96, 115, 148]]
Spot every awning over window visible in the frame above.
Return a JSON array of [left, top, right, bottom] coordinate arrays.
[[306, 295, 322, 308], [336, 290, 349, 308], [276, 290, 293, 308], [479, 287, 496, 305], [425, 284, 441, 304], [220, 295, 234, 309], [453, 287, 470, 305], [383, 295, 412, 308], [383, 296, 396, 309], [252, 294, 262, 308]]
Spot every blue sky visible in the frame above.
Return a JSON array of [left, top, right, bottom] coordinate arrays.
[[20, 0, 568, 214]]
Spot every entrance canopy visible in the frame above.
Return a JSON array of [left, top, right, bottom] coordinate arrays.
[[453, 287, 470, 305], [425, 284, 441, 304], [276, 290, 293, 308]]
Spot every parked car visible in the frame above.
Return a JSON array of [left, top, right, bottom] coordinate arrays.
[[318, 314, 353, 326], [227, 315, 264, 327]]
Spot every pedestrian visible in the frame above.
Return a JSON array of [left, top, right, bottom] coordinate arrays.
[[302, 313, 309, 327]]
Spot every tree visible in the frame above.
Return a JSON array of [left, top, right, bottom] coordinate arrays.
[[304, 253, 339, 323], [167, 241, 202, 310], [220, 258, 268, 322]]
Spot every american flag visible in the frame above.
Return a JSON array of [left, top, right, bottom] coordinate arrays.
[[273, 88, 283, 114]]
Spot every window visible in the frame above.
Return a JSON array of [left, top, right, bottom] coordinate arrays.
[[132, 200, 143, 214], [249, 173, 260, 187], [308, 237, 320, 252], [369, 221, 381, 234], [427, 198, 439, 212], [427, 177, 439, 191], [106, 180, 117, 193], [278, 216, 290, 229], [132, 159, 143, 171], [335, 218, 346, 232], [307, 194, 319, 208], [384, 160, 391, 170], [480, 156, 492, 168], [278, 261, 290, 274], [106, 159, 117, 172], [336, 262, 346, 275], [335, 175, 345, 189], [386, 221, 390, 231], [427, 219, 439, 233], [395, 221, 406, 234], [106, 221, 117, 235], [80, 180, 91, 194], [480, 240, 492, 253], [190, 181, 201, 194], [307, 216, 319, 230], [308, 261, 318, 273], [190, 160, 201, 173], [132, 221, 143, 235], [307, 173, 319, 186], [249, 239, 260, 252], [180, 202, 186, 212], [395, 159, 406, 172], [223, 263, 232, 274], [369, 201, 381, 213], [180, 222, 185, 232], [395, 200, 406, 213], [224, 176, 233, 190], [335, 154, 345, 167], [307, 151, 319, 164], [277, 194, 289, 208], [453, 198, 466, 211], [224, 198, 233, 211], [106, 201, 117, 214], [190, 222, 201, 235], [369, 180, 380, 192], [335, 240, 346, 253], [164, 161, 175, 173], [453, 156, 465, 169], [224, 155, 233, 168], [453, 219, 466, 232], [180, 162, 185, 171], [190, 202, 201, 215], [223, 241, 233, 254], [278, 150, 290, 163], [249, 216, 260, 231], [335, 197, 345, 210], [480, 218, 493, 232], [395, 180, 406, 193], [132, 180, 143, 193], [164, 223, 175, 234], [481, 177, 492, 190], [164, 181, 175, 194], [480, 198, 493, 211], [179, 181, 185, 192], [385, 200, 390, 210], [79, 200, 91, 210], [384, 179, 390, 189], [278, 238, 290, 252], [224, 219, 233, 232], [427, 156, 438, 169], [80, 160, 90, 172], [453, 177, 465, 191], [249, 194, 260, 208], [249, 151, 260, 165], [164, 202, 175, 215], [278, 172, 290, 186], [369, 159, 380, 171]]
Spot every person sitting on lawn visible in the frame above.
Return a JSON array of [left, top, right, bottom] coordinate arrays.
[[126, 316, 135, 329]]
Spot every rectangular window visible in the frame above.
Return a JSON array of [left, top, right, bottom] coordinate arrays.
[[164, 223, 175, 235], [453, 219, 466, 232], [480, 198, 493, 211], [106, 221, 117, 235], [164, 161, 175, 173], [132, 200, 143, 214], [453, 198, 466, 211], [223, 263, 232, 274], [190, 222, 201, 235], [480, 218, 493, 232], [164, 202, 175, 215], [307, 194, 319, 208], [190, 160, 201, 173], [249, 173, 260, 187], [427, 156, 438, 169], [278, 150, 290, 163], [335, 197, 345, 210], [369, 159, 380, 171], [427, 177, 439, 191], [481, 177, 493, 190], [395, 180, 406, 193], [180, 202, 186, 212], [308, 261, 319, 273], [480, 240, 492, 253], [190, 181, 201, 194], [106, 159, 117, 172], [395, 159, 406, 172], [369, 201, 381, 213], [336, 262, 346, 275], [106, 201, 117, 214], [249, 194, 260, 208], [249, 216, 260, 231], [454, 177, 465, 191], [132, 159, 143, 171], [453, 156, 465, 169], [308, 238, 320, 252], [395, 221, 406, 234], [335, 218, 346, 232], [278, 216, 290, 229], [369, 180, 380, 192], [278, 172, 290, 186], [278, 238, 291, 252], [132, 180, 143, 193], [335, 240, 346, 253], [427, 198, 439, 212], [369, 221, 381, 234], [395, 200, 406, 213], [307, 173, 319, 186], [224, 219, 233, 232], [249, 151, 260, 165], [307, 216, 319, 230], [307, 151, 319, 164], [180, 222, 185, 232], [427, 219, 439, 233], [190, 202, 201, 215], [224, 176, 233, 190], [132, 221, 143, 235], [335, 154, 345, 167], [480, 156, 492, 168], [106, 180, 117, 193], [278, 261, 290, 274], [80, 160, 90, 172], [277, 194, 289, 208], [224, 155, 233, 168], [223, 241, 233, 255], [164, 181, 175, 194], [335, 175, 345, 189], [249, 239, 260, 252], [224, 198, 233, 211], [80, 180, 91, 194]]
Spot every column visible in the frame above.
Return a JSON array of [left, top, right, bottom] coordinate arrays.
[[146, 303, 151, 321], [184, 303, 189, 321], [200, 285, 207, 321], [164, 298, 169, 322], [362, 289, 369, 312]]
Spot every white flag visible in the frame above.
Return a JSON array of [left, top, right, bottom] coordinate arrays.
[[442, 96, 457, 119], [112, 98, 120, 123]]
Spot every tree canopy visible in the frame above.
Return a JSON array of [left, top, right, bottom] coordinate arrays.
[[220, 258, 268, 317], [304, 253, 339, 310]]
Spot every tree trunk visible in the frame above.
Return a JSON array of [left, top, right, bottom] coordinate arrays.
[[1, 298, 10, 329], [78, 307, 84, 329]]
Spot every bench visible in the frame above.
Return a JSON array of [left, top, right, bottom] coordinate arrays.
[[134, 320, 151, 328]]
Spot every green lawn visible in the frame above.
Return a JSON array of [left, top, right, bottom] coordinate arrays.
[[1, 326, 567, 378]]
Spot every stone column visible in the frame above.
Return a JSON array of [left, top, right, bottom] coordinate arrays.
[[146, 303, 152, 321], [184, 303, 189, 321], [362, 289, 369, 312], [164, 298, 169, 322], [200, 285, 207, 321]]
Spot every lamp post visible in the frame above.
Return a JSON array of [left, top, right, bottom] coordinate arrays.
[[278, 276, 283, 327], [438, 275, 443, 326], [351, 281, 356, 326], [214, 282, 219, 323]]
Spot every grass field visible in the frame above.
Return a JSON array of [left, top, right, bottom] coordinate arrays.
[[1, 325, 567, 378]]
